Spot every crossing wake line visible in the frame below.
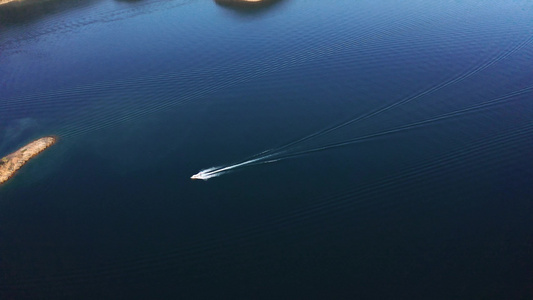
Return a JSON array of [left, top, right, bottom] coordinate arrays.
[[191, 32, 533, 180], [190, 84, 533, 180]]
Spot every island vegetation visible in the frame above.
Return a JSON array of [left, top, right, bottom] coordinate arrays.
[[0, 136, 57, 185]]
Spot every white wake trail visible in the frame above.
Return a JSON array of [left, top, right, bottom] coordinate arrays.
[[190, 84, 533, 181], [191, 156, 274, 180]]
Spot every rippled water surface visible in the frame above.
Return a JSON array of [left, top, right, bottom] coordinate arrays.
[[1, 0, 533, 298]]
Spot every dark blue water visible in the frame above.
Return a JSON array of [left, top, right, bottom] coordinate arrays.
[[1, 0, 533, 298]]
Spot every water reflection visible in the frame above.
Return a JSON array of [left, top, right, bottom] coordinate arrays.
[[214, 0, 285, 13], [0, 0, 102, 26]]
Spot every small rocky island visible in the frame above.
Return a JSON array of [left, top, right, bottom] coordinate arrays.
[[0, 0, 19, 5], [0, 0, 42, 6], [0, 136, 57, 185]]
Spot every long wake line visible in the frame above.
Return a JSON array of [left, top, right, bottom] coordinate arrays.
[[190, 32, 533, 181], [190, 84, 533, 181], [190, 156, 276, 180]]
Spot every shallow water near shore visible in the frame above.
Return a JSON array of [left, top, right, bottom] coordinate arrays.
[[1, 0, 533, 298]]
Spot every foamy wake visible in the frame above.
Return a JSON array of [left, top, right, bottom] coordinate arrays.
[[190, 167, 224, 180], [190, 84, 533, 181], [190, 157, 268, 181]]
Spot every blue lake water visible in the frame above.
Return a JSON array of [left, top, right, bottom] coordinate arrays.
[[1, 0, 533, 298]]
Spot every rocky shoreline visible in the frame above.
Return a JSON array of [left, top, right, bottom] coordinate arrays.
[[0, 0, 20, 5], [0, 136, 57, 185]]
